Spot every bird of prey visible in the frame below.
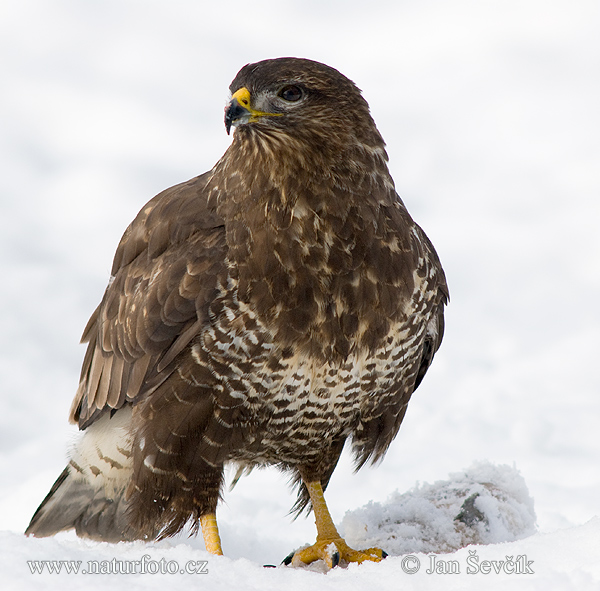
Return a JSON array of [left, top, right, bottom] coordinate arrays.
[[26, 57, 448, 568]]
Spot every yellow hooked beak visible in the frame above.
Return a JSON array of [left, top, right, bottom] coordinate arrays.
[[224, 87, 281, 135]]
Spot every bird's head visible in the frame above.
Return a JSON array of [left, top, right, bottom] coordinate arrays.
[[224, 58, 385, 156]]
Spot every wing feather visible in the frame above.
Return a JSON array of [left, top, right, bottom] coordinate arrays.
[[106, 355, 125, 408], [85, 349, 104, 408], [70, 173, 228, 429], [95, 354, 113, 410], [125, 355, 152, 404]]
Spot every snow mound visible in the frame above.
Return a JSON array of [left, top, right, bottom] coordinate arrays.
[[341, 461, 536, 555]]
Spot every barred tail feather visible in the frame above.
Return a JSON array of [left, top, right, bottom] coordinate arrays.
[[25, 465, 132, 541], [25, 405, 147, 542]]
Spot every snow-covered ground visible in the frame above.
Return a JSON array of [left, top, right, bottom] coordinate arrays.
[[1, 1, 599, 589]]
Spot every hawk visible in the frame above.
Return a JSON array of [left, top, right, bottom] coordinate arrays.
[[26, 57, 448, 568]]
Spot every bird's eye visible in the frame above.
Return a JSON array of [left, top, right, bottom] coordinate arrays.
[[278, 85, 304, 102]]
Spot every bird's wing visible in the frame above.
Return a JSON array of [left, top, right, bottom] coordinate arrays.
[[412, 222, 448, 391], [70, 172, 228, 429], [351, 201, 448, 469]]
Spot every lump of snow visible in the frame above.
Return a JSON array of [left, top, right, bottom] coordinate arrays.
[[340, 461, 536, 556]]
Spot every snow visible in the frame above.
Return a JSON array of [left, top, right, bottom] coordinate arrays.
[[341, 461, 537, 555], [1, 0, 599, 588], [2, 517, 600, 589]]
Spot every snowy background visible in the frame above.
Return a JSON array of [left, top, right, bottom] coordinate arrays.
[[1, 0, 599, 588]]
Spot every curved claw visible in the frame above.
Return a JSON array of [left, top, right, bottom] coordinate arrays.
[[282, 552, 294, 566]]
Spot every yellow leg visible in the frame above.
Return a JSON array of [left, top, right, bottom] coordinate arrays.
[[289, 481, 385, 568], [309, 480, 342, 540], [200, 512, 223, 555]]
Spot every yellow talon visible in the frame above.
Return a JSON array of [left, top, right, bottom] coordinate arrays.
[[285, 480, 386, 569], [290, 538, 384, 568]]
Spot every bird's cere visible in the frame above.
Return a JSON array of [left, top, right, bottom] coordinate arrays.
[[225, 86, 282, 134]]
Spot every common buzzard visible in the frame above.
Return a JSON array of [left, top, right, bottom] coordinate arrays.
[[26, 57, 448, 568]]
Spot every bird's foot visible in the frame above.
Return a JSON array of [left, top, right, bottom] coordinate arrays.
[[284, 537, 386, 569]]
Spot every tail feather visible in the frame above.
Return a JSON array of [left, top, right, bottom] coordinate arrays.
[[25, 405, 150, 541], [25, 465, 137, 541]]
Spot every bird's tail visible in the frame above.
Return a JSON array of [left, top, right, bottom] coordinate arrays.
[[25, 406, 143, 542]]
